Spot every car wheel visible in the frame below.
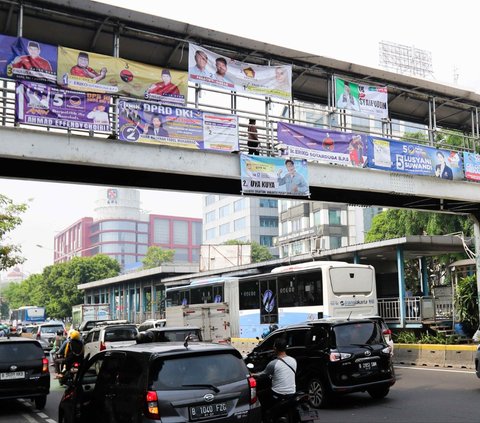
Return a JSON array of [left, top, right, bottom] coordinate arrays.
[[367, 386, 390, 399], [34, 395, 47, 410], [308, 378, 329, 408]]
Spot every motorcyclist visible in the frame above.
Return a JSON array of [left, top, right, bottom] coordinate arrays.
[[252, 337, 297, 422], [51, 329, 66, 374], [62, 329, 84, 374]]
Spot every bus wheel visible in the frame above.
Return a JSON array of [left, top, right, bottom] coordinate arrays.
[[308, 378, 329, 408]]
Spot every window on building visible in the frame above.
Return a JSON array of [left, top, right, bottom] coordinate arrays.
[[137, 222, 148, 232], [191, 248, 200, 262], [219, 204, 230, 218], [90, 223, 99, 233], [192, 221, 202, 245], [137, 245, 148, 255], [234, 198, 246, 212], [100, 221, 136, 231], [260, 216, 278, 228], [313, 210, 321, 226], [291, 241, 303, 255], [219, 223, 230, 236], [260, 235, 274, 247], [90, 234, 99, 244], [281, 245, 289, 257], [330, 236, 342, 249], [281, 221, 288, 236], [205, 195, 216, 206], [137, 233, 148, 243], [205, 210, 216, 223], [174, 248, 189, 262], [260, 198, 278, 208], [206, 228, 216, 240], [328, 209, 341, 225], [173, 220, 188, 245], [153, 218, 170, 244], [291, 217, 301, 232], [234, 217, 246, 231]]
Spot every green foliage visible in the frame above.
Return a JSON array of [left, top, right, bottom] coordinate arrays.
[[0, 194, 28, 271], [394, 330, 417, 344], [2, 254, 120, 318], [394, 330, 450, 344], [454, 274, 478, 337], [418, 332, 448, 345], [223, 240, 273, 263], [142, 246, 175, 269]]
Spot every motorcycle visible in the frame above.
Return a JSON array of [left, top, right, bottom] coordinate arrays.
[[59, 361, 80, 387]]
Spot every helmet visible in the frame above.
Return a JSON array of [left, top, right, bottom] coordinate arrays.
[[70, 330, 81, 340], [57, 329, 64, 336]]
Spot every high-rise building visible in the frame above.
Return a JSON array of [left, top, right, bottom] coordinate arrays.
[[54, 188, 202, 271], [202, 194, 279, 257]]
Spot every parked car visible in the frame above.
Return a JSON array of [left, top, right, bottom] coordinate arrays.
[[83, 323, 138, 358], [78, 319, 110, 338], [245, 318, 395, 408], [137, 318, 166, 332], [34, 321, 66, 352], [137, 326, 203, 343], [0, 337, 50, 409], [20, 324, 39, 339], [58, 341, 261, 423]]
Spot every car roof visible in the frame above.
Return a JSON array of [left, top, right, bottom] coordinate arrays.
[[116, 341, 239, 356], [146, 326, 201, 332], [91, 323, 137, 331], [267, 318, 380, 333], [0, 336, 43, 345]]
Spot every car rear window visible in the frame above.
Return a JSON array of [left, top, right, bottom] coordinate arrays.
[[163, 331, 200, 342], [0, 342, 43, 362], [333, 322, 382, 346], [150, 353, 247, 390], [105, 327, 137, 342], [40, 325, 63, 334]]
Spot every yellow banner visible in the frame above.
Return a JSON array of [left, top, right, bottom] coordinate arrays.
[[57, 46, 188, 105]]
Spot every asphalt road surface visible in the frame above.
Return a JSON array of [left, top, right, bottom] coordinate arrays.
[[0, 366, 478, 423]]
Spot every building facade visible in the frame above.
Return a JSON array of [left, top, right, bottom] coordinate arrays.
[[54, 188, 202, 270], [202, 194, 279, 257]]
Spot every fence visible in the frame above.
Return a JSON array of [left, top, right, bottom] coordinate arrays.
[[378, 296, 453, 324]]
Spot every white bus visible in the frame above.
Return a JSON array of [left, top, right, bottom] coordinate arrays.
[[165, 261, 377, 339]]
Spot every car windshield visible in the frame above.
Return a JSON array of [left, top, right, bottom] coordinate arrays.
[[105, 327, 137, 342], [334, 322, 382, 347], [150, 353, 247, 390], [40, 325, 63, 334], [0, 342, 43, 362]]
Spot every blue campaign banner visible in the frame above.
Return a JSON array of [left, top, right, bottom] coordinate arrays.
[[367, 136, 464, 180], [7, 37, 57, 83], [240, 154, 310, 196], [463, 152, 480, 182], [0, 34, 16, 77], [277, 122, 367, 167], [118, 98, 238, 152]]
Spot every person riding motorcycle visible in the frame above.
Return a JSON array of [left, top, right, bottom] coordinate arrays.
[[61, 329, 84, 374], [252, 337, 297, 422]]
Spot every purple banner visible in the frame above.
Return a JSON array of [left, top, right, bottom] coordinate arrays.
[[0, 34, 17, 77], [16, 80, 111, 132], [277, 122, 367, 167], [7, 38, 57, 83]]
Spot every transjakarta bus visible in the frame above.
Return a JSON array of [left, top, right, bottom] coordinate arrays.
[[165, 261, 377, 339], [10, 306, 46, 326]]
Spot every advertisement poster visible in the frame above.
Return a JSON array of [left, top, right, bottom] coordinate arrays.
[[0, 34, 17, 77], [240, 154, 310, 196], [335, 77, 388, 118], [15, 80, 111, 132], [367, 136, 464, 180], [118, 98, 239, 151], [277, 122, 368, 167], [260, 279, 278, 325], [463, 152, 480, 182], [188, 43, 292, 100], [57, 46, 188, 104]]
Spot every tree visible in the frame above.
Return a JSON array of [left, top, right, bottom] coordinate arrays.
[[0, 194, 27, 270], [142, 246, 175, 269], [2, 254, 120, 318], [224, 240, 273, 263], [454, 274, 478, 337]]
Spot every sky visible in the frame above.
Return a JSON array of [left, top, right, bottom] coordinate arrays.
[[2, 0, 480, 276]]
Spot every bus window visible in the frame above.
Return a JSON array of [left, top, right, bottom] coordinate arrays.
[[239, 280, 259, 310], [329, 267, 373, 295], [278, 276, 297, 307], [296, 272, 322, 306], [167, 289, 189, 307]]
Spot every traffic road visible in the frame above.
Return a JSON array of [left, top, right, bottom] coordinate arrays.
[[0, 366, 478, 422]]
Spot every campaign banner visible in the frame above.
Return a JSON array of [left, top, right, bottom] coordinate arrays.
[[277, 122, 367, 167], [188, 43, 292, 100], [118, 98, 239, 152], [0, 34, 17, 77], [57, 46, 188, 104], [15, 80, 111, 132], [463, 152, 480, 182], [240, 154, 310, 196], [335, 78, 388, 118], [367, 136, 464, 180]]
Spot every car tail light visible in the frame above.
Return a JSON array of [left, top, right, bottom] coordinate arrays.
[[383, 328, 392, 338], [99, 341, 106, 351], [42, 357, 49, 373], [248, 376, 257, 404], [329, 350, 352, 362], [145, 390, 160, 419]]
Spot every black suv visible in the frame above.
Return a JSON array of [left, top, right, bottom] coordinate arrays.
[[245, 318, 395, 408], [58, 342, 262, 423], [0, 337, 50, 409]]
